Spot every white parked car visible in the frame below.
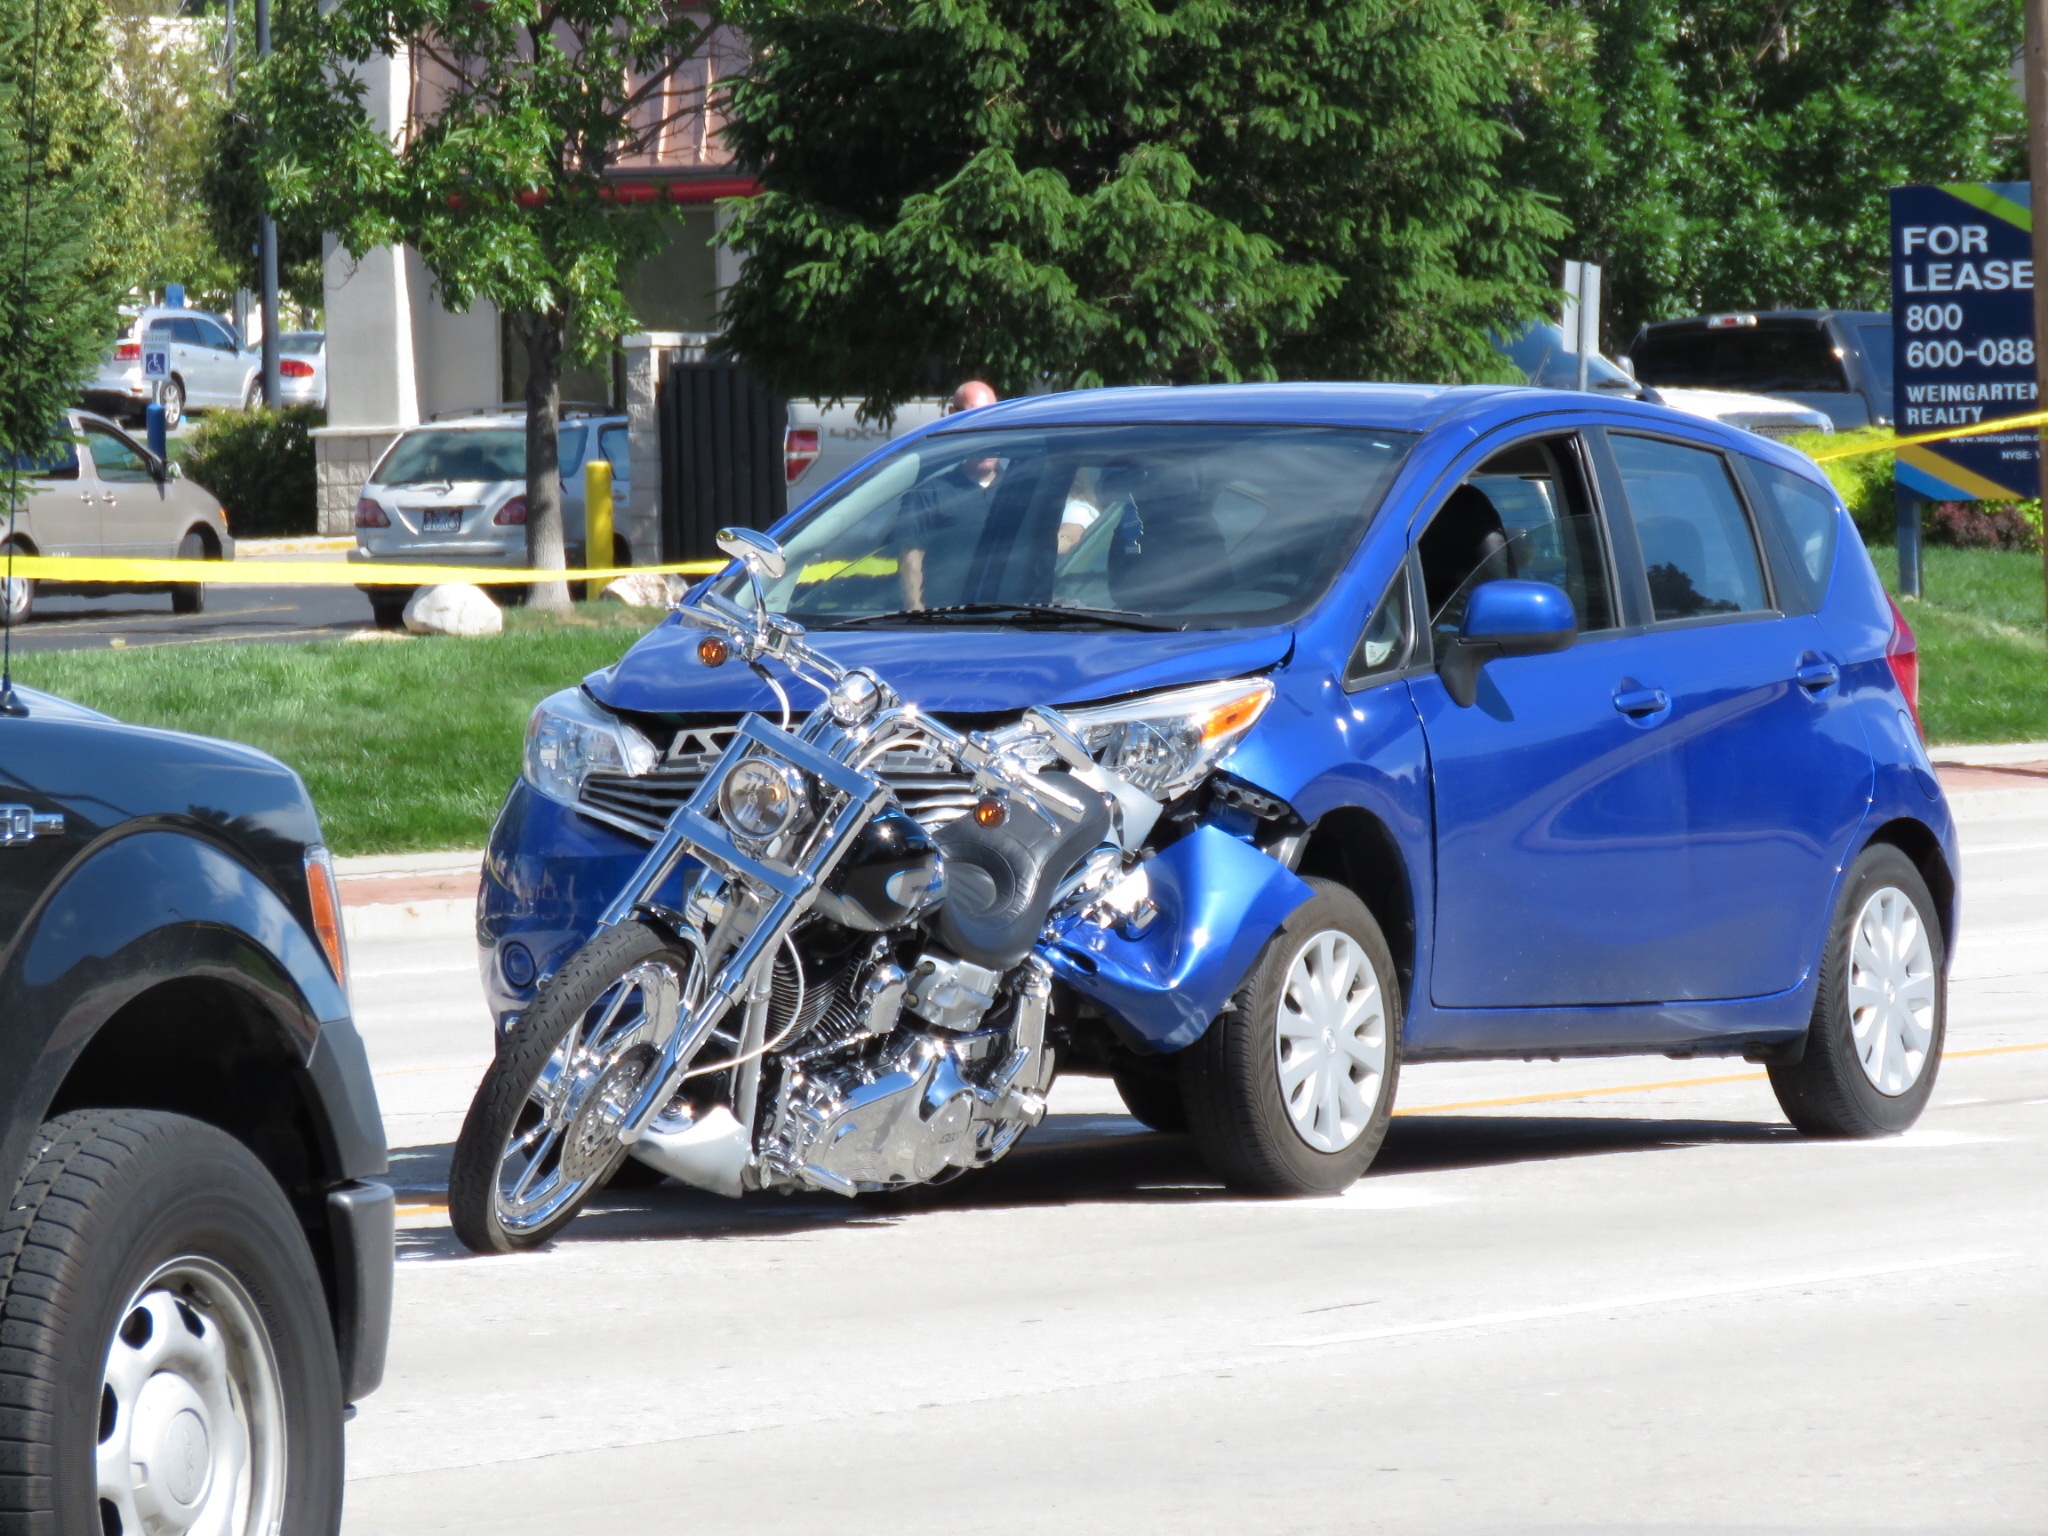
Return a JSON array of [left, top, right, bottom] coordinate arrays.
[[349, 407, 630, 626], [85, 308, 265, 429], [277, 331, 327, 410]]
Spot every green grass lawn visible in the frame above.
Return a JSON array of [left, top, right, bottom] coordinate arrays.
[[10, 553, 2044, 855], [14, 605, 664, 855], [1875, 545, 2048, 745]]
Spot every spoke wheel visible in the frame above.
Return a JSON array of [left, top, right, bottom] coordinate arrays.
[[1771, 845, 1947, 1137], [451, 921, 705, 1253], [97, 1259, 286, 1536], [1273, 929, 1388, 1154], [1184, 879, 1402, 1195]]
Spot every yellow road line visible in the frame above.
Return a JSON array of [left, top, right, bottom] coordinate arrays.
[[1394, 1040, 2048, 1116]]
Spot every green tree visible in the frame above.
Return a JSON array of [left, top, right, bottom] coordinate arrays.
[[717, 0, 1568, 411], [254, 0, 722, 607], [1503, 1, 2026, 339], [0, 0, 132, 475]]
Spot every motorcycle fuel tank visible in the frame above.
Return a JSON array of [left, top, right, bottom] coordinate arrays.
[[812, 808, 943, 932]]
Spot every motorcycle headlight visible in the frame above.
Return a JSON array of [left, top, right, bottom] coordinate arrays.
[[1063, 677, 1275, 801], [718, 756, 808, 840], [523, 688, 659, 809]]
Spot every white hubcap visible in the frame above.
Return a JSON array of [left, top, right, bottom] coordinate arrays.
[[1847, 885, 1937, 1096], [98, 1259, 285, 1536], [1274, 929, 1387, 1153]]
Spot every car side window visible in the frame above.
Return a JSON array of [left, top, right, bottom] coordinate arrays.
[[83, 424, 153, 484], [1747, 459, 1841, 610], [600, 425, 630, 483], [192, 318, 232, 351], [1417, 434, 1615, 645], [1609, 434, 1770, 621], [557, 427, 588, 479], [1344, 566, 1413, 688], [6, 440, 79, 480]]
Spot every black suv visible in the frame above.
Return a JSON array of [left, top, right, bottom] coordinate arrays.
[[1628, 310, 1894, 430], [0, 685, 390, 1533]]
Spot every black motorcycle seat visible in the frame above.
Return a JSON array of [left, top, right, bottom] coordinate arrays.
[[934, 773, 1114, 971]]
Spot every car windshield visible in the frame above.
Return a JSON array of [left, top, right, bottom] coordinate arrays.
[[375, 428, 527, 485], [721, 422, 1417, 631], [1496, 321, 1640, 391], [1632, 326, 1850, 394]]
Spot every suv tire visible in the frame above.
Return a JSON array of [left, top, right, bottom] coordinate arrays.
[[1183, 879, 1402, 1195], [1770, 844, 1946, 1137], [0, 1110, 344, 1535]]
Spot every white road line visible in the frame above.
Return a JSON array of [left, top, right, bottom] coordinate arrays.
[[1265, 1252, 2006, 1350]]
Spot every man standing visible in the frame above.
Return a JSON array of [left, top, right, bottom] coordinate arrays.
[[949, 380, 998, 414]]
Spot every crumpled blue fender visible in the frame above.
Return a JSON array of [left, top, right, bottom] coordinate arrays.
[[1044, 824, 1313, 1052]]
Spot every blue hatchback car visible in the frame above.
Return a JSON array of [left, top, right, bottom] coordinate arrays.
[[479, 383, 1953, 1194]]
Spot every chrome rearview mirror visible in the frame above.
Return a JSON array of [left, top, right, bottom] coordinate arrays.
[[717, 526, 787, 579]]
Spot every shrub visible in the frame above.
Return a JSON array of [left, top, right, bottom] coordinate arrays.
[[1926, 499, 2042, 553], [180, 406, 323, 537]]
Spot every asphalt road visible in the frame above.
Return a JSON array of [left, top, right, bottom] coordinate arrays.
[[7, 545, 378, 651], [337, 792, 2048, 1535]]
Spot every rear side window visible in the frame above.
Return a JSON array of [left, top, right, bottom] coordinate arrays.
[[1748, 460, 1842, 608], [600, 425, 630, 483], [1632, 326, 1849, 394], [1609, 435, 1770, 621], [558, 427, 589, 479]]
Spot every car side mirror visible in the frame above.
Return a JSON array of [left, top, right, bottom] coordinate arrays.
[[1440, 579, 1577, 707]]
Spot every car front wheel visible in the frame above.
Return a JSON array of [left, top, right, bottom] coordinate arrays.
[[0, 1110, 344, 1535], [1183, 879, 1402, 1195], [1770, 844, 1946, 1137]]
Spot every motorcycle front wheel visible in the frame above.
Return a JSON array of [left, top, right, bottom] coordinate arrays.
[[450, 920, 703, 1254]]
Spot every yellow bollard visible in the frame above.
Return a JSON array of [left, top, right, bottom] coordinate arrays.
[[583, 458, 615, 576]]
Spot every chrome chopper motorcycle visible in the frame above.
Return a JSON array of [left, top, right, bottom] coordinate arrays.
[[449, 529, 1165, 1253]]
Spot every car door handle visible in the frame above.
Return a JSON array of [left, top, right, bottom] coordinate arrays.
[[0, 806, 64, 846], [1795, 657, 1840, 693], [1612, 683, 1670, 718]]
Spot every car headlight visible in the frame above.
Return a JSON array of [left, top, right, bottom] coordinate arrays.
[[523, 688, 659, 809], [718, 756, 808, 840], [1062, 677, 1275, 801]]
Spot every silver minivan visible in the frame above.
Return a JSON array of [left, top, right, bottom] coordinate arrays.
[[348, 409, 629, 625], [1, 412, 236, 624]]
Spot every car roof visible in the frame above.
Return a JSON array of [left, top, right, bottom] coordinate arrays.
[[1635, 309, 1889, 336], [946, 382, 1525, 434]]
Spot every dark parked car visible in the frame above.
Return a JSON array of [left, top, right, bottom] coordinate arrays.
[[0, 686, 390, 1531], [1629, 310, 1893, 430]]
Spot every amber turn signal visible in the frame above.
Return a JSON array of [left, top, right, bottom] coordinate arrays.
[[973, 797, 1008, 828], [304, 846, 348, 991], [697, 635, 730, 668]]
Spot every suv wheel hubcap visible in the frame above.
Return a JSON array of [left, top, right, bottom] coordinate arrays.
[[1274, 930, 1386, 1153], [1847, 885, 1937, 1096], [97, 1258, 285, 1536]]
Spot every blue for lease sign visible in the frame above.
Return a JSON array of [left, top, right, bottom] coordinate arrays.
[[1888, 182, 2040, 501]]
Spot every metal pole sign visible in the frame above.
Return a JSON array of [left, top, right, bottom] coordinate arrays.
[[1888, 182, 2040, 502]]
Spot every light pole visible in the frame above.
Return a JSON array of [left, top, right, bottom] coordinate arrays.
[[257, 0, 280, 407], [2028, 0, 2048, 629]]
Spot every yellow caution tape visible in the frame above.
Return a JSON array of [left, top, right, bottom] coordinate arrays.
[[0, 556, 724, 586], [1808, 408, 2048, 462]]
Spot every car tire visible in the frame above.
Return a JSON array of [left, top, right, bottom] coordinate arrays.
[[158, 378, 185, 431], [1769, 844, 1946, 1137], [171, 530, 210, 614], [369, 590, 413, 630], [0, 548, 33, 628], [1183, 878, 1402, 1195], [1111, 1060, 1188, 1133], [0, 1110, 344, 1535], [243, 379, 261, 412]]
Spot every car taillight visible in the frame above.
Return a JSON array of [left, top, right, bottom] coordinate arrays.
[[494, 495, 527, 525], [1886, 593, 1921, 735], [115, 341, 140, 361], [355, 497, 389, 528], [280, 357, 315, 378], [304, 846, 349, 990], [784, 427, 820, 485]]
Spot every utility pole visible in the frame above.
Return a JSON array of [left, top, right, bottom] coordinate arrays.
[[256, 0, 280, 408], [2028, 0, 2048, 630]]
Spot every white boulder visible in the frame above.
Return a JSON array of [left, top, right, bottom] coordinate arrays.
[[601, 572, 689, 607], [403, 583, 503, 637]]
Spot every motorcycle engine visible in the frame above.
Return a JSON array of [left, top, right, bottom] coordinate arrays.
[[759, 951, 1054, 1195]]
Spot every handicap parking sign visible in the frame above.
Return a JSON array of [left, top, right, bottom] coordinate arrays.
[[142, 344, 168, 380]]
